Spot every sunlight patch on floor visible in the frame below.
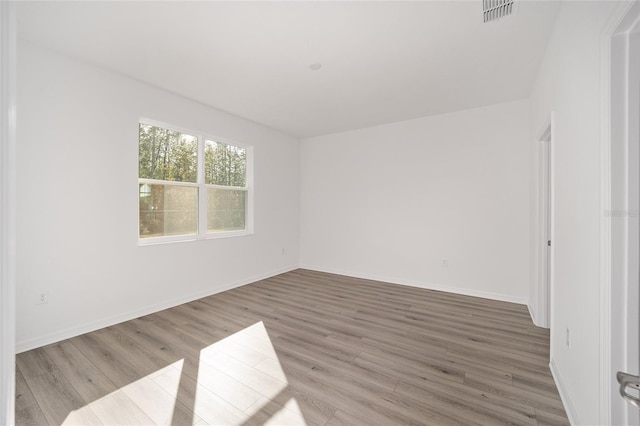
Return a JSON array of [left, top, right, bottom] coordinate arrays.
[[62, 321, 307, 425]]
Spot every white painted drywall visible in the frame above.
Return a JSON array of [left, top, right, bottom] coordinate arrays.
[[300, 100, 530, 303], [15, 41, 300, 351], [529, 2, 622, 424]]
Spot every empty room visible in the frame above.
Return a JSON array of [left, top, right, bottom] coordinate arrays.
[[1, 0, 639, 425]]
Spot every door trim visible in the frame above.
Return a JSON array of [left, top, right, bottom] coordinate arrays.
[[600, 1, 640, 424], [533, 113, 554, 331], [0, 2, 16, 425]]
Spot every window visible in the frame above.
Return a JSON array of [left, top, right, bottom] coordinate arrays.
[[138, 120, 252, 243]]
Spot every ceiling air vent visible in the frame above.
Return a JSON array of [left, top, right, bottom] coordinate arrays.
[[483, 0, 514, 23]]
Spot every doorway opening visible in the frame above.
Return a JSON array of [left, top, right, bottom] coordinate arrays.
[[531, 114, 554, 331], [537, 119, 553, 330]]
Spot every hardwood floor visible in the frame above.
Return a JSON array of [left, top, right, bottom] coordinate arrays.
[[15, 269, 569, 425]]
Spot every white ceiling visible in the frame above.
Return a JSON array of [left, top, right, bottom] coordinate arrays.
[[17, 1, 560, 138]]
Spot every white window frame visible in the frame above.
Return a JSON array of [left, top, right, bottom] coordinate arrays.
[[138, 118, 254, 245]]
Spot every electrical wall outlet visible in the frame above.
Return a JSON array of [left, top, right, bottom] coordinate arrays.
[[37, 292, 48, 305], [566, 328, 570, 347], [442, 258, 448, 267]]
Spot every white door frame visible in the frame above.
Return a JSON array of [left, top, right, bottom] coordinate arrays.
[[0, 1, 16, 425], [534, 114, 554, 331], [601, 1, 640, 425]]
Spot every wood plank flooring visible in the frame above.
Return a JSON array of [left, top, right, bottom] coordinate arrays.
[[15, 269, 569, 425]]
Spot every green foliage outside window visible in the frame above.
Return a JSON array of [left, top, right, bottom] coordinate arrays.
[[138, 124, 198, 182], [205, 140, 246, 187]]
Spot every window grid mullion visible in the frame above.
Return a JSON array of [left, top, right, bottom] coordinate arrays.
[[205, 184, 248, 191], [197, 134, 207, 236], [138, 178, 198, 188]]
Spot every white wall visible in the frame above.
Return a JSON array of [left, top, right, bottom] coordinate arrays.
[[15, 41, 300, 351], [529, 2, 622, 424], [300, 100, 530, 303]]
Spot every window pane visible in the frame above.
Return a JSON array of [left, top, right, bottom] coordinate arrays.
[[139, 124, 198, 183], [204, 140, 246, 187], [139, 184, 198, 238], [207, 188, 246, 232]]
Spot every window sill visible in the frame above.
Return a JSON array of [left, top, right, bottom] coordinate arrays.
[[138, 230, 253, 246]]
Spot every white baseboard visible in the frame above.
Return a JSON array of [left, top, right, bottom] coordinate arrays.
[[528, 303, 540, 327], [550, 358, 578, 426], [299, 264, 528, 305], [527, 302, 550, 329], [17, 263, 530, 352], [16, 265, 298, 353]]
